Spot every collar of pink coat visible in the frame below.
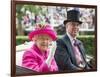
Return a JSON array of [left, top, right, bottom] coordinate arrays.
[[31, 44, 48, 57]]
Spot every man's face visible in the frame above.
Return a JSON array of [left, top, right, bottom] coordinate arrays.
[[66, 22, 80, 38]]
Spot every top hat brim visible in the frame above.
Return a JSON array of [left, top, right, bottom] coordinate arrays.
[[63, 20, 82, 25]]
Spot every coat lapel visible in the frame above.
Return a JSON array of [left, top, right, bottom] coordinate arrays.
[[61, 34, 77, 65], [61, 34, 87, 67]]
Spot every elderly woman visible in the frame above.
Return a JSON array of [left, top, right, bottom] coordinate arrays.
[[22, 24, 58, 72]]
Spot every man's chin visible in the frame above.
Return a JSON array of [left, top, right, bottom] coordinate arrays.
[[72, 34, 77, 37]]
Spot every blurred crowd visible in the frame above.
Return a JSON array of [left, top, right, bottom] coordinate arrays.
[[16, 6, 95, 35]]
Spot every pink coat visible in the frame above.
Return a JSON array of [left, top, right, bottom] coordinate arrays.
[[22, 44, 58, 73]]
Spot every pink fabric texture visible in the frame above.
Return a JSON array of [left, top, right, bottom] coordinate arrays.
[[22, 44, 58, 72], [28, 24, 57, 41]]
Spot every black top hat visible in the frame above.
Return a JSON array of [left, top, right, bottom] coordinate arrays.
[[63, 9, 82, 25]]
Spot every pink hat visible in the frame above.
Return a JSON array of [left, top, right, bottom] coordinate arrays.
[[28, 24, 57, 41]]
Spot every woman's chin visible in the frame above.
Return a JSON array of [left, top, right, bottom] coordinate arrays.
[[41, 47, 48, 51]]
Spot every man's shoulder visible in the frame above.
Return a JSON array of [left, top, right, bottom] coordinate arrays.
[[57, 34, 68, 40], [57, 36, 65, 44], [56, 34, 69, 46], [76, 39, 83, 45]]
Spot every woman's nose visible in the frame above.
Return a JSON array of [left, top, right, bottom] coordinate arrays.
[[43, 40, 49, 43]]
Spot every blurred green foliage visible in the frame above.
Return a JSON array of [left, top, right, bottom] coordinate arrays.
[[77, 36, 95, 56], [16, 35, 96, 56]]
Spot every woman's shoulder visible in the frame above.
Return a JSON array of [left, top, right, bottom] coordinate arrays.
[[23, 47, 43, 61], [23, 48, 37, 58]]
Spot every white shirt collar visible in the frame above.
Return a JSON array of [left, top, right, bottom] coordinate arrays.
[[67, 32, 76, 45]]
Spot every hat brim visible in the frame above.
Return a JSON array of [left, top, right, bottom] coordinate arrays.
[[63, 20, 82, 25], [28, 29, 57, 41]]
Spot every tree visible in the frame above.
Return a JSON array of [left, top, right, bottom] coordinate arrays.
[[16, 4, 43, 35], [16, 4, 24, 35]]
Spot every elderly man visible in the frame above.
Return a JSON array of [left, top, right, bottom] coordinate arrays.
[[54, 9, 91, 72]]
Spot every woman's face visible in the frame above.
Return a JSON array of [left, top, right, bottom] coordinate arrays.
[[33, 34, 52, 52]]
